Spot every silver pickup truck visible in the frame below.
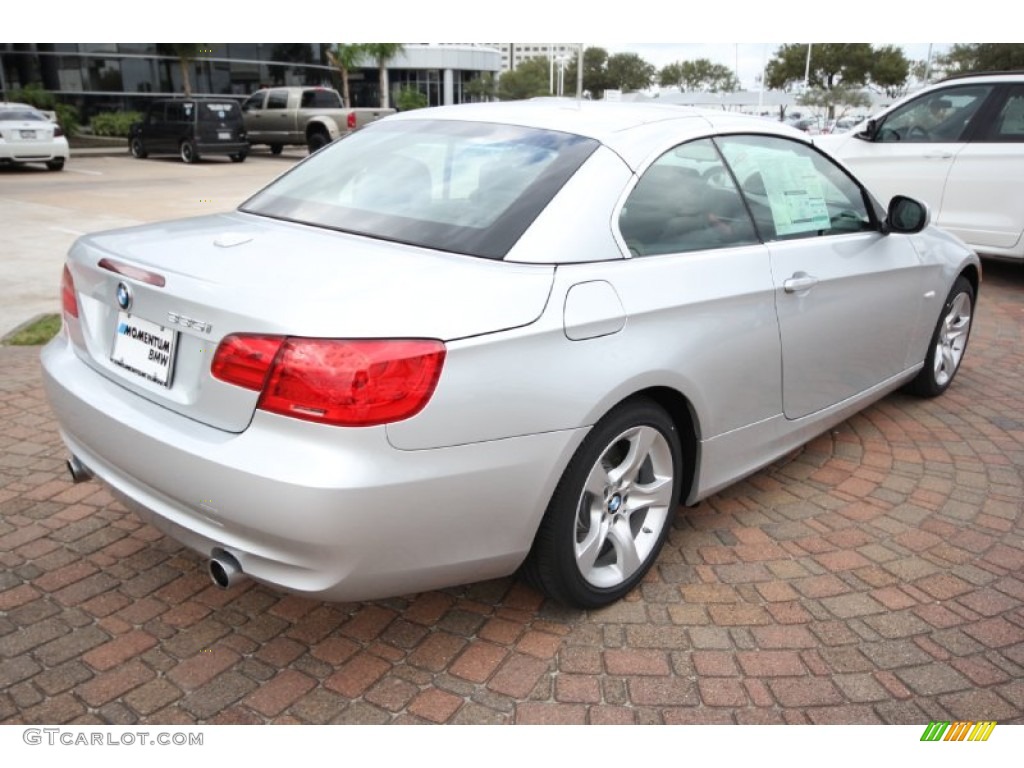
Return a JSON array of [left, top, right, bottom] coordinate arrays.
[[241, 87, 394, 154]]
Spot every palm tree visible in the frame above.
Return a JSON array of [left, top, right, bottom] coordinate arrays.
[[158, 44, 203, 97], [327, 44, 364, 107], [362, 43, 405, 109]]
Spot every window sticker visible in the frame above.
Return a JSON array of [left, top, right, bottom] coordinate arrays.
[[749, 150, 830, 235]]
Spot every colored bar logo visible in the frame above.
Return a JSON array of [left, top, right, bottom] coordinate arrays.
[[920, 721, 997, 742]]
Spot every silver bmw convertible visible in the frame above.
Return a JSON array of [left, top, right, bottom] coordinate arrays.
[[41, 101, 979, 609]]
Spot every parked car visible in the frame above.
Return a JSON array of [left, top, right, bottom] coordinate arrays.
[[816, 71, 1024, 261], [43, 102, 979, 609], [241, 86, 394, 155], [129, 98, 249, 164], [0, 101, 69, 171]]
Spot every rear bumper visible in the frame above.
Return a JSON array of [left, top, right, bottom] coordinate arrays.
[[0, 139, 69, 162], [40, 333, 582, 601], [195, 141, 249, 155]]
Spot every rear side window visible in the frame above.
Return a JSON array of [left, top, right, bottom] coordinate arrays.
[[301, 90, 343, 109], [978, 86, 1024, 142], [619, 138, 759, 257], [267, 91, 289, 109], [240, 119, 598, 259]]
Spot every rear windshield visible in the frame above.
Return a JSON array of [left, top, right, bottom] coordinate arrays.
[[197, 102, 240, 122], [240, 119, 599, 259], [0, 109, 47, 122]]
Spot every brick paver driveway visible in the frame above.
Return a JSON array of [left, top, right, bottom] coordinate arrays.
[[1, 263, 1022, 725]]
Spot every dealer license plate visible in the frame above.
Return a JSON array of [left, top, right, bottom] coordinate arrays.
[[110, 312, 177, 388], [20, 130, 36, 139]]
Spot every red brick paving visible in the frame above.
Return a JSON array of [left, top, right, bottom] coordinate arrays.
[[1, 264, 1022, 724]]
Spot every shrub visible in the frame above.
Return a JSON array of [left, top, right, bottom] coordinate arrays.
[[91, 111, 143, 137], [395, 86, 428, 112], [10, 83, 80, 137]]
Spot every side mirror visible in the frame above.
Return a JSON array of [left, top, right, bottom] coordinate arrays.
[[886, 195, 930, 234], [855, 118, 878, 141]]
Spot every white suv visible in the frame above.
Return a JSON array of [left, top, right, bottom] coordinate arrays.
[[816, 72, 1024, 261]]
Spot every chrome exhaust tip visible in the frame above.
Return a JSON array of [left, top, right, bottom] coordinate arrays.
[[208, 549, 245, 589], [67, 455, 94, 484]]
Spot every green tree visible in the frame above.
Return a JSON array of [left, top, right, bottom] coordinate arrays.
[[395, 86, 428, 111], [11, 83, 79, 136], [327, 44, 365, 107], [157, 44, 204, 96], [564, 47, 612, 100], [362, 43, 405, 109], [605, 52, 655, 93], [937, 43, 1024, 73], [464, 73, 496, 102], [766, 43, 874, 92], [869, 45, 911, 98], [798, 84, 872, 121], [659, 58, 739, 92], [497, 58, 550, 101]]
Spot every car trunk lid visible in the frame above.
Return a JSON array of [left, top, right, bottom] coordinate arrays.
[[64, 211, 554, 432]]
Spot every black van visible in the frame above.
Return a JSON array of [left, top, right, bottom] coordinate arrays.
[[129, 99, 249, 163]]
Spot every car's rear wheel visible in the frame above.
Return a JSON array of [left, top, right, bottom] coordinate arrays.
[[270, 144, 283, 155], [523, 398, 682, 609], [129, 137, 147, 159], [905, 276, 974, 398], [45, 158, 65, 171], [180, 140, 199, 164], [307, 131, 329, 154]]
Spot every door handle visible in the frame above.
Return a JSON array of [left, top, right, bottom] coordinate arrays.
[[923, 151, 953, 159], [783, 274, 819, 293]]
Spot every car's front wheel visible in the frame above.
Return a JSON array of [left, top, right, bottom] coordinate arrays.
[[523, 398, 682, 609], [905, 275, 975, 398], [229, 152, 247, 163], [129, 137, 147, 159], [270, 144, 283, 155], [180, 140, 199, 164]]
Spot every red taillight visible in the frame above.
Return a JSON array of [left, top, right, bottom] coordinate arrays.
[[212, 336, 445, 427], [61, 265, 78, 319], [54, 125, 64, 138], [211, 335, 284, 391], [347, 112, 356, 130]]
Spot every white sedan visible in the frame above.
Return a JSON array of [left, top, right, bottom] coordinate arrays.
[[0, 101, 70, 171]]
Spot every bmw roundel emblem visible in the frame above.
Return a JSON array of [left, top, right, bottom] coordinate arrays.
[[116, 282, 133, 311]]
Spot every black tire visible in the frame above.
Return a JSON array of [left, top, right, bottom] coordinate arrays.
[[129, 137, 147, 159], [270, 144, 283, 155], [45, 157, 65, 171], [904, 276, 975, 398], [522, 398, 683, 609], [180, 140, 199, 164], [229, 152, 247, 163], [307, 131, 329, 154]]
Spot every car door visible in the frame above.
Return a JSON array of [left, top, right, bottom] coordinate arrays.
[[263, 90, 292, 143], [940, 83, 1024, 253], [827, 84, 996, 215], [715, 134, 929, 421], [241, 91, 268, 143]]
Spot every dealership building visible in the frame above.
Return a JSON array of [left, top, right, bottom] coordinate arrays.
[[0, 43, 505, 119]]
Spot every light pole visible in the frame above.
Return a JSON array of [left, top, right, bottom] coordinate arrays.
[[555, 55, 570, 96]]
